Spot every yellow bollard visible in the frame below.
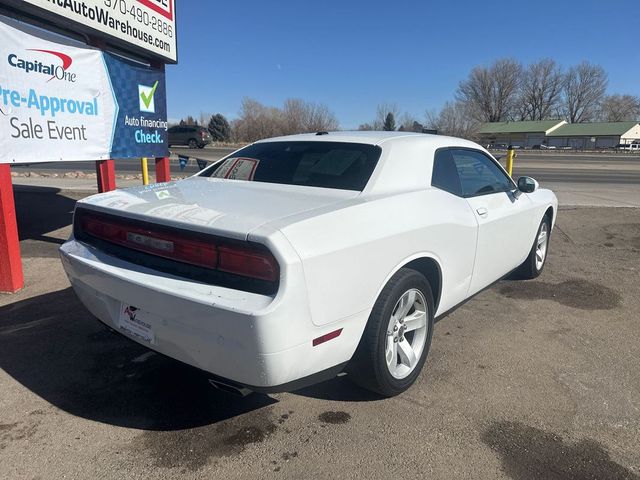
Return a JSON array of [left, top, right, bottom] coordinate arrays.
[[141, 157, 149, 185], [505, 146, 516, 177]]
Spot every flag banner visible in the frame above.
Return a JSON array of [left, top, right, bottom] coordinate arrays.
[[196, 159, 209, 171]]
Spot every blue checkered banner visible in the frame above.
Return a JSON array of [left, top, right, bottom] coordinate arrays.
[[103, 53, 168, 159], [0, 16, 168, 164]]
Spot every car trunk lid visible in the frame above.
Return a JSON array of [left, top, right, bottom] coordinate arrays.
[[76, 176, 359, 240]]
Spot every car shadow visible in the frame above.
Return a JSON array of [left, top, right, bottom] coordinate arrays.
[[13, 186, 84, 257], [292, 374, 384, 402], [0, 287, 276, 431]]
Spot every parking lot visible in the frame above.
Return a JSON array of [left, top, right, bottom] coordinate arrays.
[[1, 189, 639, 479]]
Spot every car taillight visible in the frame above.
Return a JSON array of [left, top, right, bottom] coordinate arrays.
[[218, 245, 279, 282], [78, 211, 279, 282], [201, 130, 206, 138], [81, 215, 218, 269]]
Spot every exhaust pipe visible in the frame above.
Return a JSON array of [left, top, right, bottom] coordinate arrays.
[[208, 378, 253, 397]]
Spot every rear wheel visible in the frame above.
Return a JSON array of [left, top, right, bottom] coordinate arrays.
[[517, 215, 551, 279], [348, 268, 434, 397]]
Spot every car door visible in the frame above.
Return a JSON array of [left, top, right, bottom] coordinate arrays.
[[168, 126, 178, 145], [170, 127, 184, 145], [430, 148, 478, 310], [179, 127, 190, 145], [449, 148, 535, 296]]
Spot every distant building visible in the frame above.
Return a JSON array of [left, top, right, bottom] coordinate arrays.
[[545, 122, 640, 149], [478, 120, 640, 149], [478, 120, 566, 148]]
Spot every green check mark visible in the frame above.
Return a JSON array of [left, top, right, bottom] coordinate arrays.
[[140, 81, 159, 109]]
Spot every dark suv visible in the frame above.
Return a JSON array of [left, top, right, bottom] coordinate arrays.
[[168, 125, 213, 149]]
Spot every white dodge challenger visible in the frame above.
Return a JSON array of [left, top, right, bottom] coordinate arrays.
[[60, 132, 557, 397]]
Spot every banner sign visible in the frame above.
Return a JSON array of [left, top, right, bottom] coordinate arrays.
[[103, 51, 168, 159], [0, 17, 168, 164], [4, 0, 176, 63]]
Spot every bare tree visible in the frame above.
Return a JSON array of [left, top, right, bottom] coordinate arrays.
[[232, 98, 283, 142], [598, 94, 640, 122], [561, 62, 608, 123], [231, 97, 338, 142], [181, 115, 198, 125], [282, 98, 338, 134], [282, 98, 308, 134], [517, 59, 564, 120], [198, 111, 212, 127], [456, 58, 522, 122], [304, 102, 339, 132], [397, 113, 426, 132], [426, 101, 480, 139]]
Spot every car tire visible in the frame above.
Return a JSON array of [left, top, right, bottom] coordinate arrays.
[[348, 268, 434, 397], [198, 144, 205, 149], [188, 139, 198, 149], [516, 214, 551, 279]]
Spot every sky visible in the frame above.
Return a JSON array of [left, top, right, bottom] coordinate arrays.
[[166, 0, 639, 129]]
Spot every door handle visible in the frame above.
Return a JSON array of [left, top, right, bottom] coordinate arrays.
[[476, 207, 488, 217]]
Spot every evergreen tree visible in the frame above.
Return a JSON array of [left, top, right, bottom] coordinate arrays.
[[207, 113, 232, 142], [383, 112, 396, 131]]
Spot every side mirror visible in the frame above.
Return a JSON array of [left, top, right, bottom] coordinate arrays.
[[517, 176, 539, 193]]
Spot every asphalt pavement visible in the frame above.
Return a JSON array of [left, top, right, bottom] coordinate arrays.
[[1, 190, 639, 479], [9, 146, 235, 176]]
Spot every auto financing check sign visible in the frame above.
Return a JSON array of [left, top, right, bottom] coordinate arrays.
[[0, 17, 168, 164]]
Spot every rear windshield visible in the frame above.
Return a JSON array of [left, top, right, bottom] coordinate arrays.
[[199, 141, 382, 191]]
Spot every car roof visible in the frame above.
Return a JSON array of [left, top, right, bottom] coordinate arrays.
[[255, 131, 481, 149], [252, 131, 488, 195]]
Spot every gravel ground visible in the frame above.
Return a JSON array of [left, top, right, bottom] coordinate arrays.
[[1, 191, 639, 479]]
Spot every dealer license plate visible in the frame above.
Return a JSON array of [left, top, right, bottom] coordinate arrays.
[[117, 304, 156, 345]]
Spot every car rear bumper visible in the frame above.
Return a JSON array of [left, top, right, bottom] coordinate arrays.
[[59, 238, 365, 388]]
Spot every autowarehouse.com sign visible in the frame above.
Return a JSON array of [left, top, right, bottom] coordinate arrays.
[[5, 0, 177, 63]]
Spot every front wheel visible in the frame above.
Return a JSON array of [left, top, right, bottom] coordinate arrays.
[[348, 269, 434, 397], [188, 139, 198, 149], [517, 214, 551, 279]]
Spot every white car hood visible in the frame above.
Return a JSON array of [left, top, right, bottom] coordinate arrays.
[[76, 176, 359, 240]]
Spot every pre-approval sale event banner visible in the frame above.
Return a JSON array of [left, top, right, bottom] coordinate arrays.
[[0, 16, 168, 164]]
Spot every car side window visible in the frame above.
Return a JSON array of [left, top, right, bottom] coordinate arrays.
[[432, 149, 462, 196], [450, 149, 514, 197]]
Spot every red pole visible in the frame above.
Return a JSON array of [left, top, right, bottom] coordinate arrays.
[[0, 164, 24, 293], [96, 160, 116, 192], [155, 157, 171, 183], [149, 61, 170, 184]]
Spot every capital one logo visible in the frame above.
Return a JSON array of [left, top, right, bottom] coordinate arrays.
[[7, 49, 76, 82]]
